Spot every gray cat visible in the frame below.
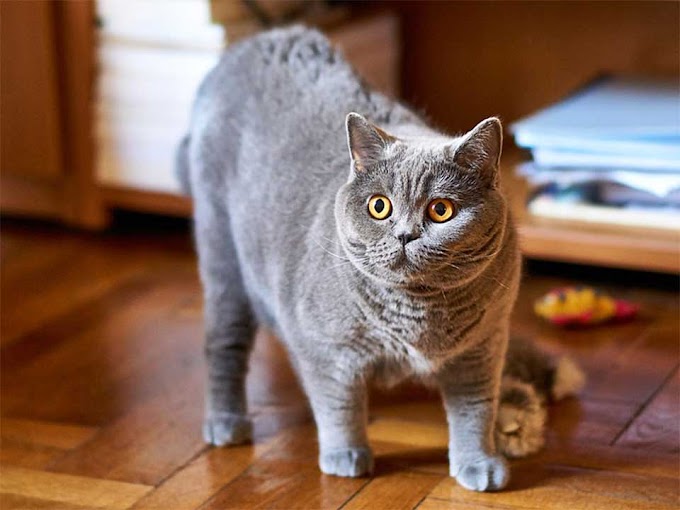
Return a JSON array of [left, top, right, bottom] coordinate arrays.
[[177, 26, 584, 492]]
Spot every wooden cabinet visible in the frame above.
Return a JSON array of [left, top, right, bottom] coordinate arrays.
[[0, 1, 106, 228]]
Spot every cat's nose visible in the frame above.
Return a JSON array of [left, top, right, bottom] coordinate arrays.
[[397, 232, 420, 246]]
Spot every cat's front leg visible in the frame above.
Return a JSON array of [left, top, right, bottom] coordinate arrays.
[[299, 363, 372, 477], [438, 338, 508, 491]]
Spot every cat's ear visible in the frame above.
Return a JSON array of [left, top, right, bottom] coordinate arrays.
[[450, 117, 503, 188], [345, 112, 396, 173]]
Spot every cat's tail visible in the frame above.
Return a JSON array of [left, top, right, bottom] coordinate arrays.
[[504, 336, 586, 402], [550, 355, 587, 401], [175, 134, 192, 196], [496, 337, 586, 458]]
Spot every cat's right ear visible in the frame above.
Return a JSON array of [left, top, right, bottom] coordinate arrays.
[[345, 113, 395, 174]]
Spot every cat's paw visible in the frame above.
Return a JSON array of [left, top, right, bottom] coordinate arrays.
[[496, 378, 546, 458], [203, 412, 252, 446], [319, 447, 374, 477], [450, 454, 509, 492]]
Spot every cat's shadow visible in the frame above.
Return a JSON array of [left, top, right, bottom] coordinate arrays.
[[374, 446, 448, 477]]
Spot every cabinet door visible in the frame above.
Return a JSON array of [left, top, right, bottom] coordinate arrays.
[[0, 1, 106, 228]]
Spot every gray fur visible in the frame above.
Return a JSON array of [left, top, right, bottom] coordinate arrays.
[[179, 26, 577, 492]]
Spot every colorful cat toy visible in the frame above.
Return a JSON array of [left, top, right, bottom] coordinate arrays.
[[534, 286, 638, 326]]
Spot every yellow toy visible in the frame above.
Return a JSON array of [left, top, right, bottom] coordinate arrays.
[[534, 286, 637, 326]]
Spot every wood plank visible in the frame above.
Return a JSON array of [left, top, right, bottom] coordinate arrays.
[[368, 418, 448, 449], [583, 325, 679, 406], [1, 276, 200, 426], [0, 231, 82, 296], [199, 426, 368, 510], [342, 471, 443, 510], [616, 367, 680, 454], [0, 244, 147, 346], [523, 444, 679, 480], [545, 397, 636, 447], [48, 367, 205, 486], [371, 441, 447, 477], [0, 493, 95, 510], [417, 498, 521, 510], [428, 462, 679, 510], [0, 227, 196, 341], [1, 418, 97, 450], [0, 419, 98, 470], [0, 441, 64, 470], [131, 439, 274, 510], [0, 467, 152, 510], [1, 275, 155, 370], [371, 401, 446, 424]]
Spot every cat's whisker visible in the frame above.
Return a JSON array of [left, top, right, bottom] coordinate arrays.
[[310, 237, 350, 261]]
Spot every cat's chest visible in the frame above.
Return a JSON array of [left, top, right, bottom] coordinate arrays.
[[354, 284, 485, 362]]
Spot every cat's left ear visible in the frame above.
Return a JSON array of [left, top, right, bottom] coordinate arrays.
[[346, 112, 396, 174], [450, 117, 503, 188]]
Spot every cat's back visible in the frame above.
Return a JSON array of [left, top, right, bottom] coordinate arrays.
[[193, 26, 356, 130]]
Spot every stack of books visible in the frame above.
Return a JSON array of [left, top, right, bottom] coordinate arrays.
[[96, 0, 225, 194], [511, 77, 680, 231]]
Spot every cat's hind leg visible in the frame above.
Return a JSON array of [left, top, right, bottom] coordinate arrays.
[[194, 194, 255, 447], [497, 337, 586, 458], [495, 377, 546, 458]]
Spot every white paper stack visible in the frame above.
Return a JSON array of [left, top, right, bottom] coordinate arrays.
[[96, 0, 225, 193], [511, 77, 680, 231]]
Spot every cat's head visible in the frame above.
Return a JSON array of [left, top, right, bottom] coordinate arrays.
[[334, 113, 508, 293]]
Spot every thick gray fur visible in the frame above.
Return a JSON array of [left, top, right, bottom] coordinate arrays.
[[178, 26, 579, 492]]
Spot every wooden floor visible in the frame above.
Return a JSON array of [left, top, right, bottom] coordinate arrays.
[[1, 216, 678, 510]]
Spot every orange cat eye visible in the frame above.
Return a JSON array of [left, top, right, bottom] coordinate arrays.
[[368, 195, 392, 220], [427, 198, 455, 223]]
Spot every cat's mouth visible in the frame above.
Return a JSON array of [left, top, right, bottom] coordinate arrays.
[[388, 250, 409, 270], [387, 248, 427, 277]]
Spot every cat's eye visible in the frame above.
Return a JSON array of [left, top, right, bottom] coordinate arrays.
[[368, 195, 392, 220], [427, 198, 455, 223]]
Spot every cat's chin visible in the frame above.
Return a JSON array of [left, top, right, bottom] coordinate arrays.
[[350, 261, 449, 294], [362, 267, 455, 296], [399, 284, 444, 297]]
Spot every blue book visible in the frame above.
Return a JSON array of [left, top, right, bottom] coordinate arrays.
[[510, 77, 680, 163]]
